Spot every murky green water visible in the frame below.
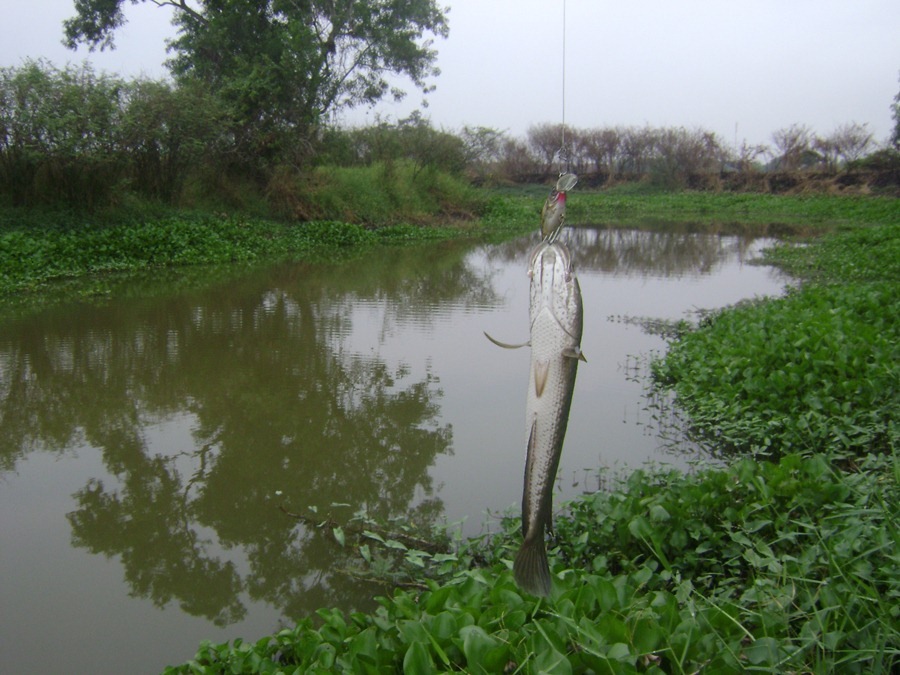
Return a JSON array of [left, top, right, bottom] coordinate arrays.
[[0, 226, 788, 673]]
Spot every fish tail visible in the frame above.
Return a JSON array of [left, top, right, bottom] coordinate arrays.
[[513, 535, 552, 597]]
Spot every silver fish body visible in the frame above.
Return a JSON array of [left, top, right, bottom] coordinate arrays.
[[514, 239, 585, 596]]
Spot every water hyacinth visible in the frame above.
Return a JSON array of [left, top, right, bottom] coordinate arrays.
[[164, 453, 899, 673], [652, 281, 899, 458]]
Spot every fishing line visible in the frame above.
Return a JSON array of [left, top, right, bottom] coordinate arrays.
[[558, 0, 569, 176]]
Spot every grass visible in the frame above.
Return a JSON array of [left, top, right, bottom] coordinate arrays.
[[0, 211, 465, 300], [0, 161, 484, 300], [760, 221, 900, 283], [478, 183, 900, 241], [568, 186, 900, 230], [651, 281, 899, 458], [2, 183, 896, 301]]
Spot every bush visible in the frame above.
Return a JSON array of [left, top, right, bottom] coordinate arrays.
[[289, 161, 482, 225]]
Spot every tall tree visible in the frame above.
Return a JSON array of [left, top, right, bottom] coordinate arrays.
[[64, 0, 448, 166]]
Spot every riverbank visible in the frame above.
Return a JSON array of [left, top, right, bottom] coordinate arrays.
[[157, 193, 898, 672], [2, 187, 897, 302]]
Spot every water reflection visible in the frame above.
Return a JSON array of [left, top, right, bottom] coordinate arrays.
[[487, 225, 763, 278], [0, 242, 501, 627], [0, 227, 788, 674]]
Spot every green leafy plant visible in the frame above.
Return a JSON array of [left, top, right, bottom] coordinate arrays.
[[164, 452, 899, 674], [652, 282, 899, 457]]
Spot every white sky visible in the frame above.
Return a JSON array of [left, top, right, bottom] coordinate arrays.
[[2, 0, 898, 149]]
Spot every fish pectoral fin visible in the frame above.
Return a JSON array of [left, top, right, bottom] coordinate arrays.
[[533, 360, 549, 397], [563, 346, 587, 363], [483, 331, 530, 350]]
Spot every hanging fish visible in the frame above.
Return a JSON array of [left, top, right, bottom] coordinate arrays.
[[484, 238, 585, 596], [540, 173, 578, 241]]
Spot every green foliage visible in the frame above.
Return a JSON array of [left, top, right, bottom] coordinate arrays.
[[652, 282, 898, 457], [0, 60, 126, 208], [273, 161, 482, 225], [163, 453, 899, 673], [0, 212, 442, 297], [0, 61, 229, 209], [550, 453, 900, 674], [64, 0, 448, 168], [119, 78, 229, 202], [476, 191, 549, 237], [0, 196, 487, 301], [762, 222, 900, 283], [567, 187, 900, 230], [653, 219, 900, 459], [0, 60, 478, 214], [318, 115, 468, 177]]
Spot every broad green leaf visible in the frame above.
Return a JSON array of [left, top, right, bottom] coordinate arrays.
[[460, 625, 498, 669], [402, 641, 434, 675], [532, 645, 573, 675], [332, 526, 345, 547]]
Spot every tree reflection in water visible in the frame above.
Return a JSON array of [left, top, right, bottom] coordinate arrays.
[[0, 242, 497, 624], [0, 227, 784, 631]]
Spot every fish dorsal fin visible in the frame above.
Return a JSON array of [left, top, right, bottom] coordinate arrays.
[[533, 360, 549, 397], [483, 331, 530, 350]]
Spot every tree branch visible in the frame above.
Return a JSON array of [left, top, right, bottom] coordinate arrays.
[[151, 0, 207, 25]]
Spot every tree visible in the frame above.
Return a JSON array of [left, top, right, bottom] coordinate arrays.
[[828, 122, 873, 167], [120, 77, 229, 200], [64, 0, 449, 168], [620, 126, 655, 175], [581, 127, 623, 176], [770, 123, 813, 171], [527, 123, 567, 175], [734, 140, 768, 174], [460, 125, 506, 180], [0, 60, 126, 206], [892, 71, 900, 150]]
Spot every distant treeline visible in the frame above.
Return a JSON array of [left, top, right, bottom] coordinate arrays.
[[509, 121, 897, 190], [2, 60, 898, 212]]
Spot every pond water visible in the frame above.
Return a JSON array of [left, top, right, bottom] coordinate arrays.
[[0, 225, 789, 673]]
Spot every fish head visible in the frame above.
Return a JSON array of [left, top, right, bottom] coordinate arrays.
[[528, 241, 582, 340]]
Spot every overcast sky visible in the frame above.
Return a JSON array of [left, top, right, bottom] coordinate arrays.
[[2, 0, 898, 149]]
